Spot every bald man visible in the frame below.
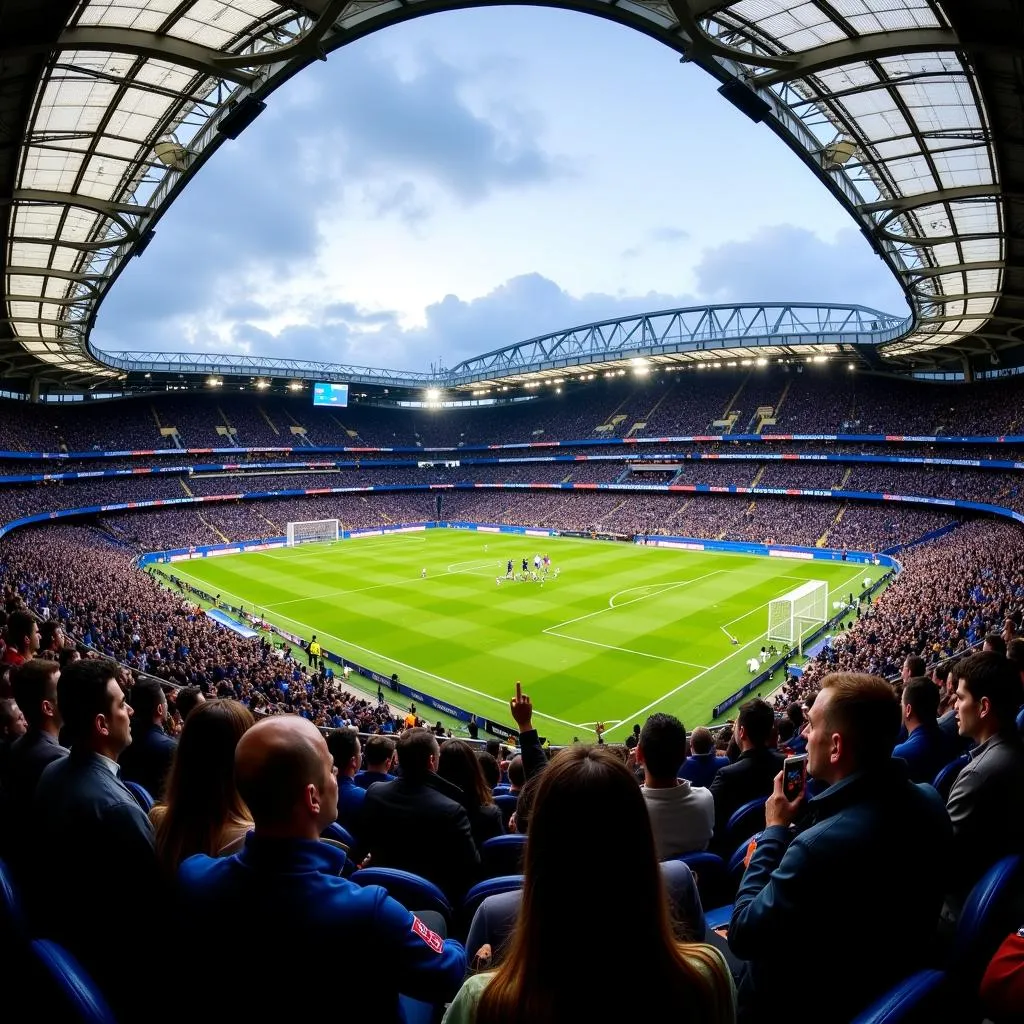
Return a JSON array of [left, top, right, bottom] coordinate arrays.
[[176, 716, 466, 1021]]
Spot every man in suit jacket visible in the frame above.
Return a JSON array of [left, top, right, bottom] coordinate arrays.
[[361, 727, 479, 903], [946, 652, 1024, 907], [119, 678, 177, 800], [710, 698, 784, 847], [892, 676, 958, 785], [1, 659, 68, 868], [33, 658, 161, 1019]]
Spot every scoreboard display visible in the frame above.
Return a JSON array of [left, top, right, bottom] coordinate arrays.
[[312, 382, 349, 407]]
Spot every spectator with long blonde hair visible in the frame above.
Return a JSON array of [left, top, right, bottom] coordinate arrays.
[[150, 698, 254, 875], [442, 744, 735, 1024]]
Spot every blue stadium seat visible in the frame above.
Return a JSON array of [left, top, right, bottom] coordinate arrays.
[[724, 798, 766, 848], [460, 874, 524, 936], [849, 968, 946, 1024], [29, 939, 117, 1024], [322, 821, 355, 848], [481, 834, 527, 878], [702, 835, 764, 932], [0, 856, 26, 953], [122, 780, 154, 812], [492, 793, 518, 821], [950, 854, 1022, 986], [1017, 705, 1024, 734], [676, 852, 727, 909], [351, 867, 452, 921], [492, 785, 511, 796], [931, 755, 970, 801]]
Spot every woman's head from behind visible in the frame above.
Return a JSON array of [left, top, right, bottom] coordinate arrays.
[[156, 699, 254, 870], [438, 738, 493, 807], [523, 745, 662, 932]]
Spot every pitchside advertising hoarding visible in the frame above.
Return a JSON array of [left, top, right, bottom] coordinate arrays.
[[312, 382, 349, 407]]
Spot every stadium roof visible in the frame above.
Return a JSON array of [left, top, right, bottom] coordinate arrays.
[[0, 0, 1022, 391]]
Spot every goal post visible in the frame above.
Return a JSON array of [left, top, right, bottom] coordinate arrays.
[[285, 519, 340, 547], [767, 579, 828, 650]]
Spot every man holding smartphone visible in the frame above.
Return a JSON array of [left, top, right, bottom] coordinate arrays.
[[726, 673, 952, 1024]]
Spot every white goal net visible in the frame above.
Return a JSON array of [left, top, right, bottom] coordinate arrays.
[[767, 579, 828, 647], [286, 519, 340, 547]]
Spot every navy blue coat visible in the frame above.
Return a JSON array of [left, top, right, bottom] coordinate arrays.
[[729, 760, 952, 1024], [178, 836, 466, 1021]]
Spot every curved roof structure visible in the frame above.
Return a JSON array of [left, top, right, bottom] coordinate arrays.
[[0, 0, 1021, 390]]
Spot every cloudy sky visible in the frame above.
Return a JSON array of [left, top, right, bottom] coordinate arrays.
[[94, 7, 907, 373]]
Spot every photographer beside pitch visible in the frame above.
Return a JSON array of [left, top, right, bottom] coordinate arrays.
[[726, 672, 952, 1024]]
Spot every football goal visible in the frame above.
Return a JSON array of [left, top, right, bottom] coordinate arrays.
[[767, 579, 828, 650], [285, 519, 340, 547]]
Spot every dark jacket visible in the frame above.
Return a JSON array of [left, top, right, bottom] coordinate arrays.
[[33, 750, 161, 1016], [354, 769, 395, 790], [177, 836, 466, 1022], [892, 724, 958, 785], [946, 732, 1024, 903], [710, 747, 785, 841], [728, 760, 952, 1024], [361, 773, 480, 903], [119, 723, 177, 800], [680, 752, 730, 789], [336, 774, 366, 836]]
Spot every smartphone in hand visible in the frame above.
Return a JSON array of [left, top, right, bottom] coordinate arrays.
[[783, 754, 808, 802]]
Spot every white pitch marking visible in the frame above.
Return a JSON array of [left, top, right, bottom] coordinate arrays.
[[548, 570, 725, 632], [544, 629, 709, 670]]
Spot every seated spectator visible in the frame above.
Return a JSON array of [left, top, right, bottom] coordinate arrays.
[[172, 684, 205, 725], [946, 652, 1024, 907], [150, 699, 254, 875], [326, 726, 365, 836], [177, 716, 466, 1021], [892, 676, 958, 784], [1, 611, 39, 669], [0, 659, 67, 866], [119, 678, 177, 799], [438, 738, 504, 847], [477, 750, 500, 790], [901, 654, 926, 683], [680, 726, 729, 788], [784, 704, 806, 754], [710, 699, 783, 843], [638, 713, 714, 859], [443, 745, 735, 1023], [32, 658, 161, 1017], [728, 673, 952, 1024], [361, 727, 480, 903], [354, 734, 396, 789]]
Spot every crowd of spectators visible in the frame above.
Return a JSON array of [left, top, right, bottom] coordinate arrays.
[[3, 372, 1024, 453]]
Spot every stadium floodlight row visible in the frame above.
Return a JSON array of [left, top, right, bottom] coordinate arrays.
[[0, 1, 1019, 393]]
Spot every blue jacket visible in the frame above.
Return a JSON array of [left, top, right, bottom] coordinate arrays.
[[728, 760, 951, 1024], [178, 835, 466, 1021], [679, 752, 729, 789], [337, 775, 366, 835], [892, 724, 958, 786]]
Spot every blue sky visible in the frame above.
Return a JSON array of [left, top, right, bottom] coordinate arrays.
[[93, 7, 907, 372]]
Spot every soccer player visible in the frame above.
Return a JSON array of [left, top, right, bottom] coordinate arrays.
[[521, 557, 528, 574], [421, 568, 427, 579], [533, 554, 542, 572], [506, 559, 514, 578]]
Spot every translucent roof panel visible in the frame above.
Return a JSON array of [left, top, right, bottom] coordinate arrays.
[[1, 0, 1003, 384]]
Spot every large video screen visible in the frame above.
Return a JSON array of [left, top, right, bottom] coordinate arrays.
[[312, 382, 349, 408]]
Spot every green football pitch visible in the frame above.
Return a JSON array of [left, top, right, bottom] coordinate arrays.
[[159, 530, 871, 744]]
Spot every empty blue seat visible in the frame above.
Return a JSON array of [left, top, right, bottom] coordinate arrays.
[[351, 867, 452, 921], [676, 851, 727, 909], [950, 854, 1022, 986], [932, 755, 970, 801], [30, 939, 117, 1023], [322, 821, 355, 848], [460, 874, 524, 934], [122, 780, 154, 812], [850, 968, 946, 1024], [724, 798, 766, 848], [481, 834, 527, 877]]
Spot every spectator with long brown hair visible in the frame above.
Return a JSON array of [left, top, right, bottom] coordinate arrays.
[[442, 744, 735, 1024], [438, 738, 504, 847], [150, 699, 254, 876]]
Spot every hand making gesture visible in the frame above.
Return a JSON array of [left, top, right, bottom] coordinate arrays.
[[509, 680, 534, 733]]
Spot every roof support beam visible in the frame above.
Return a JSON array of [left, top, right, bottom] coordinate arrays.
[[859, 184, 1002, 214], [51, 27, 257, 86], [10, 188, 152, 219], [908, 260, 1004, 278], [753, 28, 960, 86]]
